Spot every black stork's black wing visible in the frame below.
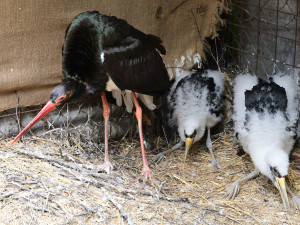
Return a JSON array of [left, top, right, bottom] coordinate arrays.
[[100, 16, 170, 96]]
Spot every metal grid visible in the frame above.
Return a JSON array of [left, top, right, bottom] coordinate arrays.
[[225, 0, 299, 76], [2, 0, 299, 137], [0, 103, 98, 138], [0, 101, 132, 142], [0, 105, 43, 138]]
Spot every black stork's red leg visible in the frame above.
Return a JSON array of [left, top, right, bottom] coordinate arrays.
[[97, 92, 113, 174], [131, 92, 158, 186]]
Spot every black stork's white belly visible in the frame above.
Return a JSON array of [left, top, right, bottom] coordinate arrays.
[[106, 77, 156, 113]]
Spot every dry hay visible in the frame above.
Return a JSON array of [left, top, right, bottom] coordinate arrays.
[[0, 128, 300, 225]]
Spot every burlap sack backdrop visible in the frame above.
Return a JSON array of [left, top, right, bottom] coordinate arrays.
[[0, 0, 226, 112]]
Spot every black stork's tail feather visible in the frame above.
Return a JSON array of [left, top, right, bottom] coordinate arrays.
[[245, 78, 287, 114], [144, 34, 166, 55]]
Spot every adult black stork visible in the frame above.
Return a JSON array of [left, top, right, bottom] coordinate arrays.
[[224, 73, 300, 210], [164, 69, 224, 169], [12, 11, 170, 184]]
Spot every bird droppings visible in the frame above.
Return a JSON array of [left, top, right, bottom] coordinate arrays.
[[0, 129, 300, 224]]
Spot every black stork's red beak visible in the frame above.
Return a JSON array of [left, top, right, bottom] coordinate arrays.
[[11, 101, 58, 144]]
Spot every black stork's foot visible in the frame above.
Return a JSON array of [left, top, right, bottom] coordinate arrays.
[[133, 165, 159, 188], [97, 161, 113, 174], [130, 92, 160, 188]]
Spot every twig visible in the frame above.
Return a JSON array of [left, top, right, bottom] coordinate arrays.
[[14, 91, 22, 134], [54, 162, 189, 203], [0, 190, 19, 201], [170, 0, 189, 15], [11, 148, 190, 204], [101, 187, 135, 225], [14, 91, 26, 143], [190, 202, 242, 224], [194, 215, 210, 225], [29, 205, 62, 218], [190, 8, 202, 40], [11, 148, 116, 183], [161, 125, 169, 148], [63, 206, 101, 225], [216, 203, 259, 223], [11, 147, 191, 203], [8, 181, 71, 222]]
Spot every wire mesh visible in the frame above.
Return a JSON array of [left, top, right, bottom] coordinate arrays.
[[0, 101, 133, 146], [224, 0, 299, 76], [1, 0, 300, 137]]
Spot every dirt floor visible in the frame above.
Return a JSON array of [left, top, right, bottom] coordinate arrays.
[[0, 128, 300, 225]]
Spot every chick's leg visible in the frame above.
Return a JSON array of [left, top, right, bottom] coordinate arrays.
[[223, 170, 259, 200], [152, 141, 184, 164], [206, 128, 223, 170], [286, 185, 300, 211]]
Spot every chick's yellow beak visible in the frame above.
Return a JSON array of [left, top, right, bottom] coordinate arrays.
[[184, 137, 194, 161], [276, 177, 289, 209]]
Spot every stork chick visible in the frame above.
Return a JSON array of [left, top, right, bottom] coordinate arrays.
[[224, 73, 300, 210], [167, 70, 224, 169]]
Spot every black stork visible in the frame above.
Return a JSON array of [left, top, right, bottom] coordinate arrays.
[[224, 73, 300, 210], [12, 11, 170, 184]]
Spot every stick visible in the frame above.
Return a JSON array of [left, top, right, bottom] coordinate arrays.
[[0, 190, 19, 201], [8, 181, 71, 222], [101, 187, 135, 225], [54, 162, 189, 203], [11, 148, 116, 183], [11, 147, 190, 203]]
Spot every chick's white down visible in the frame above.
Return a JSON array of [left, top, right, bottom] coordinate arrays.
[[169, 70, 224, 142], [225, 72, 300, 209], [233, 73, 298, 180], [167, 69, 224, 169]]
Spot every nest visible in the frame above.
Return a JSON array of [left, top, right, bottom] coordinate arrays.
[[0, 127, 300, 224]]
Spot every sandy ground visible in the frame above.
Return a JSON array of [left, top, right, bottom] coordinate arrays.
[[0, 128, 299, 225]]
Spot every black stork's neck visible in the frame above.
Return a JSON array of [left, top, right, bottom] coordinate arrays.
[[62, 12, 108, 93]]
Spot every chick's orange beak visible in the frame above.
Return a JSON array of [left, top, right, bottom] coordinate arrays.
[[11, 101, 57, 144]]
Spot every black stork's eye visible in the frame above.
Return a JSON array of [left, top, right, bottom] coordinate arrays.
[[56, 95, 66, 103]]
